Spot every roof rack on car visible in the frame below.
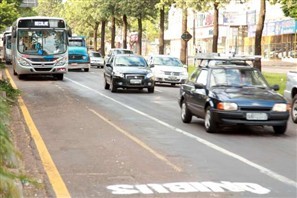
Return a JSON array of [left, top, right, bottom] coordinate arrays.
[[194, 53, 262, 68], [194, 53, 261, 61]]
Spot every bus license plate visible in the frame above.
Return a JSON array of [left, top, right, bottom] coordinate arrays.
[[130, 79, 142, 84], [246, 113, 268, 120]]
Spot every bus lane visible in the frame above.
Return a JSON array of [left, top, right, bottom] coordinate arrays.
[[6, 67, 297, 197]]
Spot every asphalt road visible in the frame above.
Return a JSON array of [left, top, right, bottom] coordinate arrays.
[[6, 66, 297, 198]]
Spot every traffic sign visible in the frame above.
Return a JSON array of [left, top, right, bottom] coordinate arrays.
[[181, 31, 192, 41]]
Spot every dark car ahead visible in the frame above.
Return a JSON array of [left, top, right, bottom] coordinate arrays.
[[104, 54, 155, 93], [178, 54, 290, 134]]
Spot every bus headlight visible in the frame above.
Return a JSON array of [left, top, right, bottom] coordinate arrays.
[[55, 57, 67, 66], [17, 57, 31, 66]]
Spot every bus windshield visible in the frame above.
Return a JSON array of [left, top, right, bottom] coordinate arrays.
[[18, 29, 67, 55]]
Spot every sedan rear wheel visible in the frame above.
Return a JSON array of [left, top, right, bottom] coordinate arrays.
[[181, 100, 192, 123], [291, 95, 297, 123], [205, 106, 218, 133]]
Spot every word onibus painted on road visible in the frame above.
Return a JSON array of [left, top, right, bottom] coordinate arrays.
[[107, 181, 270, 195], [11, 16, 72, 80]]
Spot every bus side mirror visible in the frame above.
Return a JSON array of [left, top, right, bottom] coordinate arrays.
[[12, 30, 16, 38], [68, 28, 72, 37]]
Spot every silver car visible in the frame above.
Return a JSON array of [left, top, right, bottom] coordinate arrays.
[[89, 51, 104, 68], [147, 55, 188, 86], [283, 71, 297, 123]]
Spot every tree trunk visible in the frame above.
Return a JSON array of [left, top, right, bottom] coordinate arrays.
[[111, 16, 116, 48], [159, 6, 165, 55], [94, 22, 99, 51], [123, 14, 128, 49], [137, 18, 142, 55], [180, 8, 187, 64], [212, 2, 219, 53], [254, 0, 266, 71], [101, 20, 106, 56]]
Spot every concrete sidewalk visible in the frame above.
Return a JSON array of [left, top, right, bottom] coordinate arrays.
[[262, 59, 296, 73]]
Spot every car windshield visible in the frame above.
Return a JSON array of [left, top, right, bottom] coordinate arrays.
[[114, 50, 133, 54], [18, 29, 67, 55], [91, 52, 101, 57], [69, 39, 85, 47], [210, 68, 269, 88], [153, 57, 183, 67], [115, 56, 147, 67]]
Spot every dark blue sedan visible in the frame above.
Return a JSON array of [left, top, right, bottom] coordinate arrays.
[[178, 55, 290, 134]]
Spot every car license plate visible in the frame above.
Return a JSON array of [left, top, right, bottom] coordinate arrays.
[[246, 113, 268, 120], [71, 63, 78, 66], [168, 76, 177, 80], [130, 79, 142, 84]]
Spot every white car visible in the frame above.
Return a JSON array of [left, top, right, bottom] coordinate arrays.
[[147, 55, 188, 86], [89, 51, 104, 68]]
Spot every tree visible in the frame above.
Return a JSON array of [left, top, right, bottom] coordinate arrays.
[[277, 0, 297, 19], [34, 0, 62, 17], [61, 0, 106, 52], [156, 0, 173, 54], [0, 0, 20, 31], [254, 0, 266, 71], [121, 0, 158, 55]]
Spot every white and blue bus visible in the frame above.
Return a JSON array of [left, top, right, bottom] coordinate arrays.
[[11, 16, 72, 80]]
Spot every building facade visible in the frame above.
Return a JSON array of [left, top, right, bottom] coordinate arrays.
[[165, 0, 297, 60]]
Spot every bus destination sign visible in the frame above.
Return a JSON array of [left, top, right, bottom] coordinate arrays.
[[18, 19, 65, 28]]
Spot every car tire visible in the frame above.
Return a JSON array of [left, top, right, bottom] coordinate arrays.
[[54, 74, 63, 80], [205, 106, 218, 133], [18, 74, 25, 80], [181, 100, 192, 123], [291, 95, 297, 123], [13, 69, 17, 76], [273, 124, 287, 135], [110, 79, 117, 93], [84, 68, 89, 72], [148, 87, 154, 93]]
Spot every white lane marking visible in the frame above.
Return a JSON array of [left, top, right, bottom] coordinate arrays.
[[65, 77, 297, 189]]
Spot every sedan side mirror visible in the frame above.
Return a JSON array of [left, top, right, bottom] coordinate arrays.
[[150, 64, 155, 68], [271, 84, 280, 91], [105, 63, 112, 68]]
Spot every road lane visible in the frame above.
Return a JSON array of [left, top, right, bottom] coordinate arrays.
[[6, 67, 297, 197]]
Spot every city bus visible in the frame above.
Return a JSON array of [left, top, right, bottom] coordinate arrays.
[[3, 32, 12, 64], [11, 16, 72, 80], [1, 27, 12, 63]]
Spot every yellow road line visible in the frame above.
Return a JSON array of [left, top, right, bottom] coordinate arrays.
[[88, 108, 183, 172], [5, 69, 71, 198]]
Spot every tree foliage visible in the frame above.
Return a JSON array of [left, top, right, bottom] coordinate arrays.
[[278, 0, 297, 19], [0, 0, 20, 31], [34, 0, 63, 17]]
